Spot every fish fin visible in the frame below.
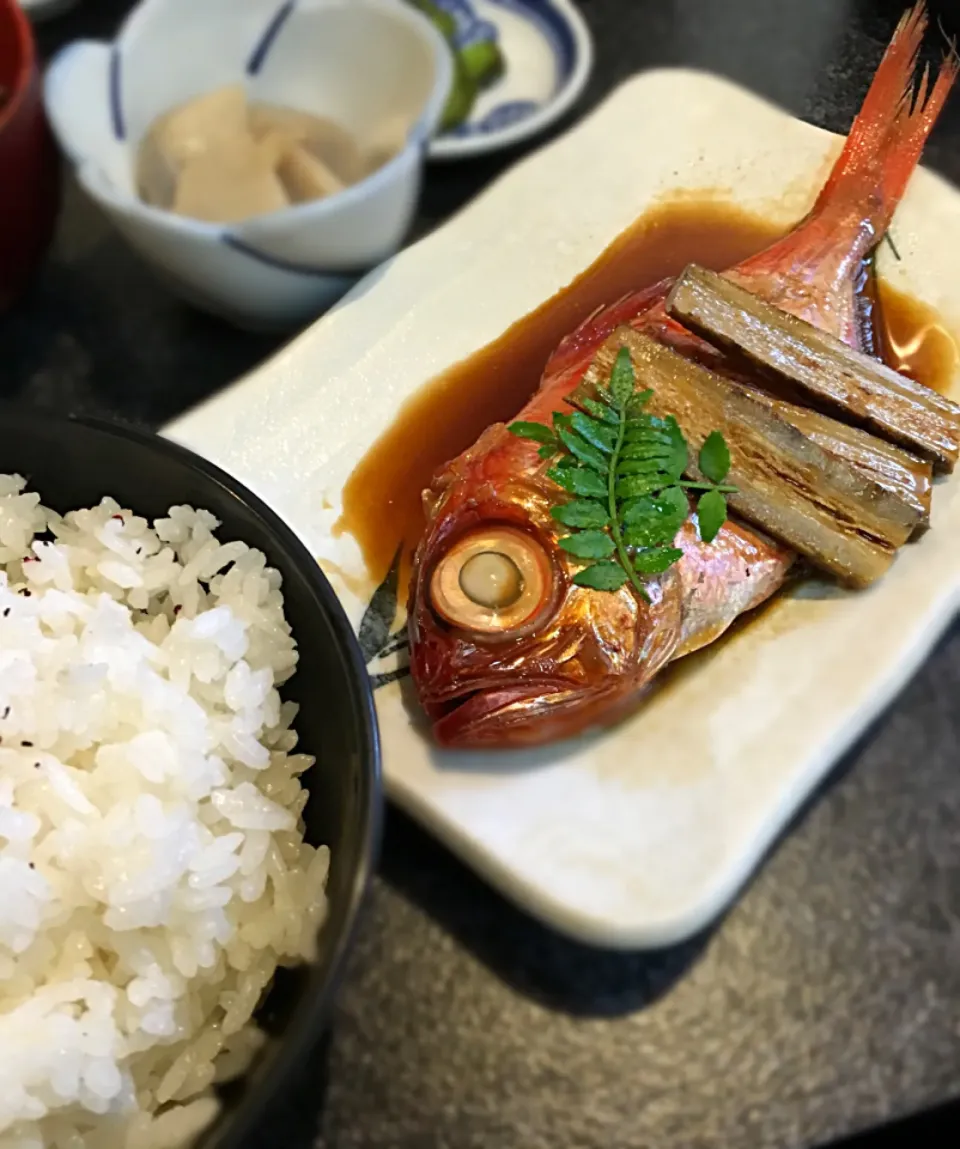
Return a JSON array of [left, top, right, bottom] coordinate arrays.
[[541, 279, 672, 387], [809, 2, 957, 228]]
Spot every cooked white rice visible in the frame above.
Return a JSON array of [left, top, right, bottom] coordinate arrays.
[[0, 475, 329, 1149]]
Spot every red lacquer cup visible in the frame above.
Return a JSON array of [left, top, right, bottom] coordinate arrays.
[[0, 0, 60, 309]]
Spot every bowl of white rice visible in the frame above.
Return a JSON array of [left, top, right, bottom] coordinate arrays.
[[0, 409, 381, 1149]]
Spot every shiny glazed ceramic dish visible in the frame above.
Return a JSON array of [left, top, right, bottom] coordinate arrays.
[[166, 69, 960, 948]]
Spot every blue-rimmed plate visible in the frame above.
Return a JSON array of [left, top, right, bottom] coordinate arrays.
[[428, 0, 594, 160]]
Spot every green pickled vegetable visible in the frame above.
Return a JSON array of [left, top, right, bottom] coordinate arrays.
[[406, 0, 507, 133], [441, 56, 479, 133], [460, 39, 505, 88]]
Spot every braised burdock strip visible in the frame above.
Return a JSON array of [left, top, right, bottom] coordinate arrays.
[[666, 264, 960, 471], [740, 388, 933, 530], [582, 328, 922, 587]]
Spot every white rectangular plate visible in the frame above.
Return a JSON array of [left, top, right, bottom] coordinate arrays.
[[164, 68, 960, 949]]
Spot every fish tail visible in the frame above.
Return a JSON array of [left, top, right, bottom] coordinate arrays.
[[730, 2, 957, 343], [809, 2, 957, 233]]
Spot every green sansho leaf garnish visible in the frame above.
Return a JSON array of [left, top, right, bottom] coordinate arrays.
[[508, 420, 556, 445], [557, 426, 607, 472], [509, 345, 737, 599], [572, 562, 629, 591], [558, 530, 616, 560], [698, 430, 731, 486], [695, 487, 728, 545], [547, 462, 607, 499], [551, 499, 610, 529], [633, 546, 686, 575]]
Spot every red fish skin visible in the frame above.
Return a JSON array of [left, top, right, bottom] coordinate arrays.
[[411, 418, 687, 747], [409, 2, 957, 749]]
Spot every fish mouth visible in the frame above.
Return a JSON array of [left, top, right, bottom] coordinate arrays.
[[429, 679, 584, 748]]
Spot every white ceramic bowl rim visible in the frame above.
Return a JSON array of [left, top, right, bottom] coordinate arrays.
[[67, 0, 453, 269]]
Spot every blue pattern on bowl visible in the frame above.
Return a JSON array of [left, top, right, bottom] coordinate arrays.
[[110, 0, 302, 141], [108, 46, 124, 139], [431, 0, 500, 48], [246, 0, 297, 74], [487, 0, 576, 84], [450, 98, 539, 136]]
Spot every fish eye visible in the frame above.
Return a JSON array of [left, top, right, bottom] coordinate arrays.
[[430, 527, 553, 634]]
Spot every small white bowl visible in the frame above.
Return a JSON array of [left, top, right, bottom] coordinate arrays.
[[44, 0, 452, 329]]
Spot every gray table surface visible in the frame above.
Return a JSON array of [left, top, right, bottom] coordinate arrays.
[[4, 1, 960, 1146]]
